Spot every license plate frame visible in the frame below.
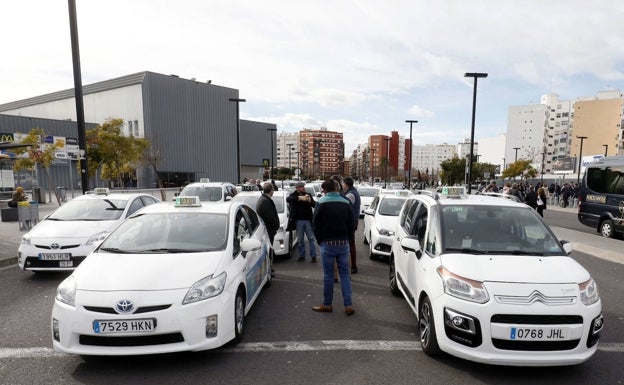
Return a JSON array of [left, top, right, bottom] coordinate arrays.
[[93, 318, 156, 334], [39, 253, 71, 261], [59, 260, 74, 267], [509, 326, 569, 341]]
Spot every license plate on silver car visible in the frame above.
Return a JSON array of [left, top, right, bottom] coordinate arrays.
[[93, 318, 156, 334]]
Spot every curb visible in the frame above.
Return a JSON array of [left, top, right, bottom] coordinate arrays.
[[0, 256, 17, 269]]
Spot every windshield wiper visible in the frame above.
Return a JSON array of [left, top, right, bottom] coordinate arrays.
[[505, 250, 545, 256], [444, 247, 487, 255], [103, 199, 122, 210], [98, 247, 132, 254], [139, 248, 191, 253]]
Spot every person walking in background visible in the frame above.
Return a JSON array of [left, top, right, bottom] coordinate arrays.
[[312, 178, 355, 316], [524, 186, 538, 210], [9, 187, 27, 208], [286, 181, 318, 262], [342, 177, 360, 274], [536, 186, 548, 217]]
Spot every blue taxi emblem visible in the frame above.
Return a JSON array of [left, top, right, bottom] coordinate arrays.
[[115, 299, 135, 314]]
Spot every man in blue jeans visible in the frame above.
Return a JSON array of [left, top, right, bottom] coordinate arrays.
[[286, 181, 318, 262], [312, 179, 355, 316]]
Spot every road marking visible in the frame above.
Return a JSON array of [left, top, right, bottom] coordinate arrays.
[[1, 341, 623, 358]]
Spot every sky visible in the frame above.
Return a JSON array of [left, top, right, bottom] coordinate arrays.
[[2, 1, 624, 154]]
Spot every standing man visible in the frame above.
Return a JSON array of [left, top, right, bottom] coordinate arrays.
[[286, 181, 318, 262], [256, 182, 280, 246], [342, 177, 361, 274], [312, 179, 355, 316]]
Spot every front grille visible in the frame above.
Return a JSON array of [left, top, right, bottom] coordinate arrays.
[[492, 339, 580, 351], [491, 314, 583, 325], [34, 244, 81, 250], [83, 305, 172, 314], [24, 256, 86, 268], [79, 333, 184, 347]]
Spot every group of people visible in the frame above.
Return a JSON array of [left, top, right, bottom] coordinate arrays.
[[254, 176, 360, 317]]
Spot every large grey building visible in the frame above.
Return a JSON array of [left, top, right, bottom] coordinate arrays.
[[0, 71, 276, 188]]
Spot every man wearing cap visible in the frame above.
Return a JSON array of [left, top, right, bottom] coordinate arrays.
[[286, 181, 318, 262]]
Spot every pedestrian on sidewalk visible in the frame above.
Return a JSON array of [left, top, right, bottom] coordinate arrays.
[[286, 181, 318, 262], [342, 177, 360, 274]]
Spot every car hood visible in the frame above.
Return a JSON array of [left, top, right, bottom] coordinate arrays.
[[440, 254, 590, 283], [73, 252, 222, 291], [376, 215, 399, 232], [28, 219, 117, 239]]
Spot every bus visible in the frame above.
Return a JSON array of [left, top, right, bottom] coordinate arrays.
[[577, 156, 624, 238]]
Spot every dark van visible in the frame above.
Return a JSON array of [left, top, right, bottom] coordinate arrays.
[[577, 156, 624, 238]]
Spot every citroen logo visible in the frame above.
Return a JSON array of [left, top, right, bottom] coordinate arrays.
[[50, 243, 60, 250], [115, 299, 135, 314]]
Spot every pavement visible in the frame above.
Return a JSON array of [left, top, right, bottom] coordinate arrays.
[[1, 190, 623, 269]]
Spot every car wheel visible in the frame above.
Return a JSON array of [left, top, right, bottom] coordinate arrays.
[[389, 256, 401, 297], [600, 220, 615, 238], [265, 250, 273, 288], [233, 288, 246, 344], [419, 296, 441, 356]]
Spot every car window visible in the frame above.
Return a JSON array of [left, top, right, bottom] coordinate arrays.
[[48, 198, 127, 221], [242, 205, 260, 233], [233, 208, 250, 256], [141, 195, 158, 206], [357, 188, 379, 197], [126, 197, 145, 217], [399, 199, 416, 228], [409, 203, 428, 243], [378, 198, 406, 216], [402, 200, 420, 233], [180, 186, 224, 202], [425, 207, 440, 256], [369, 196, 380, 210], [98, 212, 228, 252]]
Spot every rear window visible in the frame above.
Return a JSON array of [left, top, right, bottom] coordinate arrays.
[[586, 166, 624, 195]]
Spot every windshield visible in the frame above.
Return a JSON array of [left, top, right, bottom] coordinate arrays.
[[179, 186, 224, 202], [441, 205, 563, 256], [231, 194, 285, 213], [357, 188, 379, 197], [48, 198, 127, 221], [378, 198, 407, 216], [99, 212, 228, 253]]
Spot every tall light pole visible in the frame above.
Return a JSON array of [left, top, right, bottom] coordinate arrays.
[[287, 143, 294, 179], [383, 137, 391, 188], [266, 128, 277, 180], [464, 72, 488, 194], [576, 136, 588, 183], [603, 144, 608, 157], [294, 151, 300, 178], [405, 120, 417, 189], [229, 98, 246, 183]]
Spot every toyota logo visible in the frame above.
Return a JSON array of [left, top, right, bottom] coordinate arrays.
[[115, 299, 135, 314], [50, 243, 60, 250]]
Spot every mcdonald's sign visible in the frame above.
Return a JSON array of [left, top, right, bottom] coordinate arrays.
[[0, 133, 15, 142]]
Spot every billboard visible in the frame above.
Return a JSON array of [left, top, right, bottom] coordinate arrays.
[[552, 156, 576, 174]]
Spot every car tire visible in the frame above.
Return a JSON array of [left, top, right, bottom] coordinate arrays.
[[264, 250, 273, 288], [389, 256, 401, 297], [233, 288, 246, 344], [419, 296, 441, 356], [600, 219, 615, 238]]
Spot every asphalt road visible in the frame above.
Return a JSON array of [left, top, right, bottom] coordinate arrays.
[[0, 210, 623, 385]]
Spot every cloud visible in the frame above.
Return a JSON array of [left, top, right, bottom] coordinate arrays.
[[408, 105, 435, 118]]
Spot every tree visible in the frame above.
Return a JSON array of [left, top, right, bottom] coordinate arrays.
[[86, 119, 148, 188], [11, 128, 63, 205], [502, 160, 538, 180], [439, 156, 466, 185]]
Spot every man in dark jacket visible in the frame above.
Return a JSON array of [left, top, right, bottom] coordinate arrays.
[[286, 181, 318, 262], [524, 186, 538, 210], [342, 177, 361, 273], [256, 182, 280, 245], [312, 179, 355, 316]]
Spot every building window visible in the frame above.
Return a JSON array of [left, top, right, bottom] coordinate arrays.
[[134, 120, 139, 136], [128, 121, 133, 136]]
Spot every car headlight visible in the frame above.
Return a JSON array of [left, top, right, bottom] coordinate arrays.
[[183, 272, 227, 304], [438, 266, 489, 304], [56, 276, 77, 307], [21, 233, 32, 246], [579, 278, 599, 306], [377, 227, 394, 236], [86, 231, 109, 246]]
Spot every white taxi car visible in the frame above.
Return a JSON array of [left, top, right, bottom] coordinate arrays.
[[52, 196, 273, 355], [178, 181, 237, 202], [390, 187, 603, 366], [18, 188, 159, 272], [356, 185, 382, 218], [231, 190, 297, 257], [363, 190, 413, 260]]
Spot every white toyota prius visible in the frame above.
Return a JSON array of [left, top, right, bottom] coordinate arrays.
[[390, 187, 603, 366], [52, 196, 273, 356]]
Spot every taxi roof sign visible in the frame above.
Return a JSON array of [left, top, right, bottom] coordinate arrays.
[[175, 196, 202, 207], [199, 178, 210, 183], [93, 188, 110, 195], [441, 186, 466, 198]]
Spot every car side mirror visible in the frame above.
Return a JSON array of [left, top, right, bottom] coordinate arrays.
[[560, 240, 573, 255], [364, 208, 374, 216], [400, 235, 422, 259]]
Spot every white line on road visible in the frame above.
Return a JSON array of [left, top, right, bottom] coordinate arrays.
[[1, 341, 623, 358]]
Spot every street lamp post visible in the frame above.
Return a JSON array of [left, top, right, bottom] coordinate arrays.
[[287, 143, 294, 179], [229, 98, 246, 183], [405, 120, 417, 189], [294, 151, 300, 178], [464, 72, 488, 194], [266, 128, 277, 181], [383, 137, 391, 188], [603, 144, 608, 157], [576, 136, 588, 183], [369, 148, 376, 183]]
